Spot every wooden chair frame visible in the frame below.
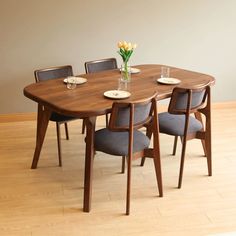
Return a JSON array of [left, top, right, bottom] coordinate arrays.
[[170, 85, 211, 188], [99, 93, 163, 215], [141, 83, 211, 188], [84, 58, 117, 74], [83, 58, 118, 134], [34, 65, 77, 167]]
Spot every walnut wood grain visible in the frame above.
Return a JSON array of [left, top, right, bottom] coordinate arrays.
[[24, 64, 215, 118]]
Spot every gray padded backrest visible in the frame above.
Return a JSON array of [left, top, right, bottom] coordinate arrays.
[[168, 86, 208, 115], [175, 90, 205, 110], [35, 66, 73, 82], [114, 103, 152, 128], [85, 58, 117, 74]]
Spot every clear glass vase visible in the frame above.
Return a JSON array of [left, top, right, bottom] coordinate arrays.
[[121, 61, 131, 82]]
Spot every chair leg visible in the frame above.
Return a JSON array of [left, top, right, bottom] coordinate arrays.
[[178, 138, 187, 189], [140, 124, 153, 166], [153, 151, 163, 197], [64, 123, 69, 140], [140, 157, 145, 166], [56, 122, 62, 167], [126, 155, 132, 215], [205, 118, 212, 176], [205, 142, 212, 176], [82, 119, 86, 134], [105, 114, 109, 127], [172, 136, 178, 155], [194, 112, 207, 156], [121, 156, 125, 173]]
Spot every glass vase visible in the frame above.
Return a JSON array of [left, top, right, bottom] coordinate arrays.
[[121, 61, 131, 82]]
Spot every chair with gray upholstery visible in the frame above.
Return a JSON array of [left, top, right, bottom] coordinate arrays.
[[94, 93, 163, 215], [34, 65, 79, 167], [83, 58, 118, 133], [85, 57, 117, 74], [142, 84, 212, 188]]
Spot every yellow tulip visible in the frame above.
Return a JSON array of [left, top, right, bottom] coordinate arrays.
[[127, 43, 132, 51], [117, 41, 138, 51], [117, 40, 137, 64], [118, 42, 123, 48]]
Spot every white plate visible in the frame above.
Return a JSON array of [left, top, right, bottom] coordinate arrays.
[[157, 77, 181, 85], [104, 90, 131, 99], [120, 67, 141, 74], [64, 77, 87, 84], [130, 68, 141, 74]]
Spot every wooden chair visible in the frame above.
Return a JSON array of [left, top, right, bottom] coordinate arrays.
[[141, 83, 212, 188], [34, 65, 79, 167], [83, 58, 118, 133], [94, 93, 163, 215], [85, 57, 117, 74]]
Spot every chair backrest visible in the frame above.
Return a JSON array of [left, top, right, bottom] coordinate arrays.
[[168, 84, 210, 115], [84, 58, 117, 74], [108, 93, 158, 132], [34, 65, 73, 82]]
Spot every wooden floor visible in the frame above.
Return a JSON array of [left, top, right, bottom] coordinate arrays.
[[0, 103, 236, 236]]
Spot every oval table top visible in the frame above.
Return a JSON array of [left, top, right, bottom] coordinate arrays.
[[24, 64, 215, 118]]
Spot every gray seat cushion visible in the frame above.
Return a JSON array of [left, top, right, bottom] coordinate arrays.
[[94, 129, 150, 156], [158, 113, 203, 136], [50, 112, 75, 122]]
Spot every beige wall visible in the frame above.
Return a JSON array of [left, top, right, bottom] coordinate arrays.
[[1, 0, 236, 114]]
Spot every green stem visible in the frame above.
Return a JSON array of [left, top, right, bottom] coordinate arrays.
[[123, 61, 130, 81]]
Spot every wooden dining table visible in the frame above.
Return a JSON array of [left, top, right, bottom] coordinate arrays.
[[23, 64, 215, 212]]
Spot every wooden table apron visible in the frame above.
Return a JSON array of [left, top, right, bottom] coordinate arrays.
[[23, 64, 215, 212]]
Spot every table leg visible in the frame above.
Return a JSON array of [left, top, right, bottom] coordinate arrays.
[[153, 102, 163, 197], [31, 105, 51, 169], [83, 116, 96, 212]]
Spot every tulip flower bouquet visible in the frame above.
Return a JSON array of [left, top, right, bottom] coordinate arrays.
[[117, 41, 137, 81]]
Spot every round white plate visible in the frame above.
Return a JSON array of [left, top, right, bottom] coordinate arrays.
[[120, 67, 141, 74], [104, 90, 131, 99], [130, 68, 141, 74], [64, 77, 87, 84], [157, 77, 181, 85]]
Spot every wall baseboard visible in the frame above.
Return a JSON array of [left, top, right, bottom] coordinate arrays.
[[212, 101, 236, 109], [0, 101, 235, 123], [0, 112, 36, 123]]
